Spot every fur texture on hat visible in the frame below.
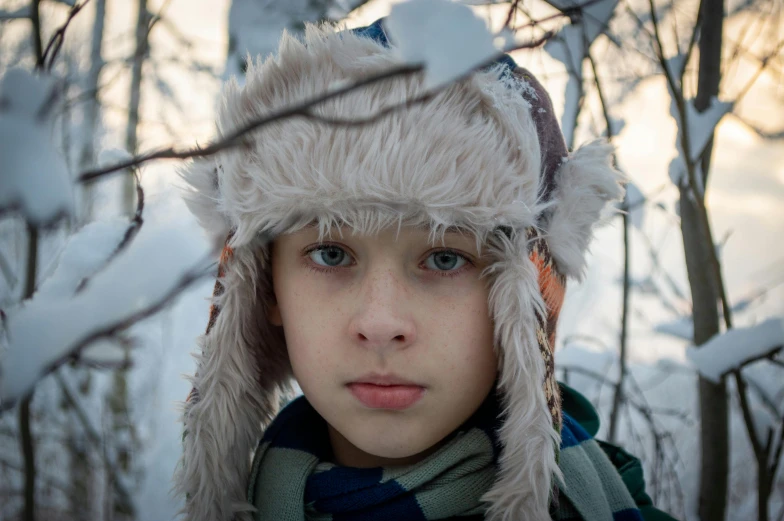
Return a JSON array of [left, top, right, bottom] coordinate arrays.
[[174, 21, 625, 521]]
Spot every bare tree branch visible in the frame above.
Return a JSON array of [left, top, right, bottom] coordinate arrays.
[[724, 345, 784, 380], [19, 219, 39, 521], [42, 0, 90, 72], [114, 172, 144, 256], [78, 32, 553, 184], [53, 371, 133, 511], [680, 5, 702, 83], [734, 37, 784, 105], [734, 114, 784, 140], [19, 394, 34, 521], [736, 370, 764, 460], [32, 0, 43, 68]]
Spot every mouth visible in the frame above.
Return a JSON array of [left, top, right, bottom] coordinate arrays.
[[347, 373, 426, 410]]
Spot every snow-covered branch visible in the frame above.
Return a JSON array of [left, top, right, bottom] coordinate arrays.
[[0, 7, 31, 20], [0, 69, 73, 226], [0, 223, 215, 411], [687, 318, 784, 383]]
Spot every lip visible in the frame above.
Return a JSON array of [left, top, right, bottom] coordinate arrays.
[[347, 373, 425, 410]]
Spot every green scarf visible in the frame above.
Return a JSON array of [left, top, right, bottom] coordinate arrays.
[[247, 392, 642, 521]]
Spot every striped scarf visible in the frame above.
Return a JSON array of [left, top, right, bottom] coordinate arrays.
[[246, 391, 643, 521]]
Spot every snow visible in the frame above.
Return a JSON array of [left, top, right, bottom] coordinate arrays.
[[385, 0, 500, 91], [544, 0, 617, 72], [80, 338, 130, 365], [685, 97, 733, 162], [225, 0, 329, 80], [667, 95, 732, 193], [664, 54, 685, 83], [34, 219, 128, 299], [0, 220, 212, 406], [545, 23, 586, 78], [547, 0, 617, 43], [0, 69, 74, 225], [98, 147, 134, 168], [686, 317, 784, 383]]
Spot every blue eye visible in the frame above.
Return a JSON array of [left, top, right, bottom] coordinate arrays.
[[309, 245, 352, 267], [425, 250, 467, 271]]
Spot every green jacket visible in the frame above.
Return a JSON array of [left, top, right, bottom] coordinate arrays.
[[559, 383, 679, 521]]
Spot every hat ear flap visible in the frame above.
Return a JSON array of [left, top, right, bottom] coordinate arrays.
[[542, 139, 626, 282], [175, 242, 292, 521]]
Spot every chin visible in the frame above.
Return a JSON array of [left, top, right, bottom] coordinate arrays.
[[350, 427, 439, 460]]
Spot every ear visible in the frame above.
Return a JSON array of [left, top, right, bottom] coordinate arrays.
[[266, 302, 283, 327]]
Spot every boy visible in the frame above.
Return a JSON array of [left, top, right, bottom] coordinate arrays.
[[175, 18, 676, 521]]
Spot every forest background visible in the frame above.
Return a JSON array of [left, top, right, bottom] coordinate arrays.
[[0, 0, 782, 520]]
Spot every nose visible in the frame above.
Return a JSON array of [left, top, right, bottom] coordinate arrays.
[[348, 267, 417, 352]]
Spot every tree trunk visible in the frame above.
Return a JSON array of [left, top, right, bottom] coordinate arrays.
[[125, 0, 149, 216], [688, 1, 728, 520], [80, 0, 107, 221], [758, 464, 770, 521]]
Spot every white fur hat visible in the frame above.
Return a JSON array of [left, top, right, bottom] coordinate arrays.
[[174, 19, 625, 521]]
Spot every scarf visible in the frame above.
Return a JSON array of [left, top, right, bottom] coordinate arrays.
[[247, 389, 643, 521]]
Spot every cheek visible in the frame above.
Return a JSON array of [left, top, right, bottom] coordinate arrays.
[[434, 290, 497, 380], [275, 277, 344, 381]]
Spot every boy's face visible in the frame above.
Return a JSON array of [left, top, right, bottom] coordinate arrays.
[[268, 224, 498, 467]]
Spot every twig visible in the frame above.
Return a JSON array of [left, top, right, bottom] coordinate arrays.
[[31, 0, 43, 68], [720, 345, 784, 381], [54, 371, 134, 511], [20, 220, 39, 521], [503, 0, 522, 30], [734, 114, 784, 140], [114, 173, 145, 255], [735, 370, 764, 459], [586, 48, 628, 442], [734, 38, 784, 105], [19, 394, 34, 521], [42, 0, 90, 71], [680, 4, 702, 83], [78, 64, 418, 182], [78, 32, 554, 184], [740, 369, 782, 420], [770, 417, 783, 484], [75, 172, 145, 293]]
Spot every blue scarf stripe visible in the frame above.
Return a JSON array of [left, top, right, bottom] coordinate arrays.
[[305, 466, 384, 503], [613, 508, 646, 520], [560, 413, 591, 449], [331, 484, 426, 521]]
